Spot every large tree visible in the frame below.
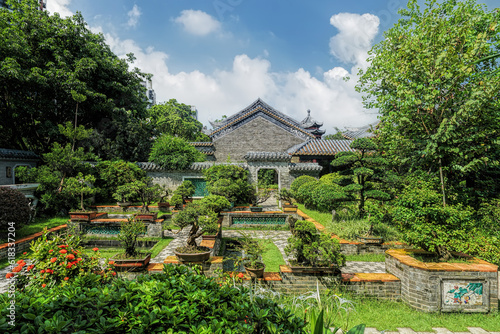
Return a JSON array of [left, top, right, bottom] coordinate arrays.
[[0, 0, 150, 155], [357, 0, 500, 206], [147, 99, 210, 142]]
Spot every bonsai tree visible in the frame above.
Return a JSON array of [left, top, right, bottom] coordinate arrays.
[[112, 181, 141, 204], [62, 172, 98, 211], [118, 218, 146, 258], [203, 165, 252, 204], [135, 178, 163, 213], [285, 220, 345, 268], [198, 195, 230, 214], [157, 185, 170, 204], [173, 180, 195, 204], [172, 202, 218, 251], [278, 188, 295, 205], [236, 232, 268, 270], [250, 187, 272, 207], [170, 194, 183, 210]]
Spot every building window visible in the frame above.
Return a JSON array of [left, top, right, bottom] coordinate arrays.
[[6, 166, 12, 178]]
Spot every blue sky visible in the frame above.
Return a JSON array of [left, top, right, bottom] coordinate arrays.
[[48, 0, 498, 135]]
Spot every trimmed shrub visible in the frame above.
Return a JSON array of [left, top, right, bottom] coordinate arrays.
[[290, 175, 316, 194], [0, 187, 32, 231], [204, 165, 252, 204], [95, 160, 146, 201], [312, 183, 348, 213], [0, 265, 307, 333], [149, 134, 204, 170], [295, 180, 321, 207]]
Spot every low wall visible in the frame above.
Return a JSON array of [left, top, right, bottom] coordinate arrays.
[[386, 249, 499, 313], [340, 273, 401, 300], [0, 224, 67, 260]]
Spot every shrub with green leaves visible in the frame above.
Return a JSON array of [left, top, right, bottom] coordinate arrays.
[[4, 229, 115, 291], [285, 220, 345, 268], [290, 175, 317, 195], [118, 219, 146, 258], [0, 265, 306, 333], [204, 165, 252, 204], [198, 194, 231, 213], [0, 187, 32, 231], [296, 180, 321, 208], [95, 160, 146, 201], [149, 134, 204, 170]]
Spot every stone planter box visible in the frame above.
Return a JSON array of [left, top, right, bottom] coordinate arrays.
[[386, 249, 499, 313], [288, 264, 341, 275], [134, 212, 158, 222], [356, 235, 384, 244], [282, 204, 298, 213], [250, 206, 263, 212], [111, 253, 151, 272]]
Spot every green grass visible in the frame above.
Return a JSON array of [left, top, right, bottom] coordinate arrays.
[[149, 238, 173, 258], [345, 253, 386, 262], [223, 224, 289, 231], [0, 217, 68, 244], [261, 240, 285, 272], [85, 238, 173, 259], [345, 298, 500, 331]]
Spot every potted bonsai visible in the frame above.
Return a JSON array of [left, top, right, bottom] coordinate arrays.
[[65, 173, 100, 222], [113, 181, 141, 209], [170, 194, 184, 211], [175, 180, 196, 204], [112, 218, 150, 271], [235, 232, 268, 278], [157, 185, 171, 211], [285, 220, 345, 274], [198, 195, 230, 241], [172, 201, 218, 262], [278, 188, 298, 212], [134, 178, 162, 222], [250, 187, 271, 212]]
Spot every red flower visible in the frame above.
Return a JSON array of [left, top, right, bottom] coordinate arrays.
[[42, 284, 46, 288], [77, 258, 82, 262], [40, 269, 45, 274], [92, 247, 99, 252], [12, 265, 23, 273], [238, 273, 244, 279], [64, 277, 69, 281], [58, 245, 67, 248], [5, 273, 14, 279], [59, 249, 67, 254], [49, 249, 54, 253], [16, 259, 25, 265], [46, 269, 53, 274], [23, 252, 27, 255], [108, 261, 114, 265], [50, 257, 57, 263], [66, 263, 73, 269], [112, 272, 116, 276], [27, 265, 34, 271], [66, 254, 75, 260]]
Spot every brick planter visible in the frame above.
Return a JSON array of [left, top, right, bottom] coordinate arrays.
[[386, 249, 498, 313]]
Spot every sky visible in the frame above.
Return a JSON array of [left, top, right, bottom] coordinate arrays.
[[46, 0, 498, 135]]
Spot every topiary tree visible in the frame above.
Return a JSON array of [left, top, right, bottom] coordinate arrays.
[[149, 134, 204, 170], [285, 220, 345, 268], [172, 202, 218, 250], [197, 195, 230, 213], [203, 165, 252, 204], [95, 160, 146, 202], [62, 173, 98, 211], [173, 180, 195, 204], [331, 138, 391, 216], [118, 218, 146, 258], [0, 187, 32, 231], [290, 175, 317, 195]]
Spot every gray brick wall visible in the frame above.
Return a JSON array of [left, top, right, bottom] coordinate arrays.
[[213, 117, 304, 162]]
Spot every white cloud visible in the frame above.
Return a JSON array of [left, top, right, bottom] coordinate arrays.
[[174, 10, 221, 36], [329, 13, 380, 68], [46, 0, 73, 18], [127, 5, 141, 28]]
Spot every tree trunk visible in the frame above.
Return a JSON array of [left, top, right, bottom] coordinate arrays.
[[439, 159, 446, 207]]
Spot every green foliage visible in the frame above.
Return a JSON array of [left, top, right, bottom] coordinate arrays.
[[118, 219, 146, 258], [285, 220, 346, 267], [257, 169, 276, 187], [112, 181, 141, 203], [290, 175, 317, 194], [250, 187, 272, 206], [172, 202, 218, 248], [204, 165, 252, 204], [331, 138, 390, 216], [393, 178, 475, 260], [95, 160, 146, 202], [0, 264, 307, 333], [173, 180, 195, 203], [197, 195, 231, 213], [313, 183, 350, 213], [0, 1, 150, 155], [147, 99, 205, 141], [277, 188, 295, 204], [62, 172, 97, 211], [296, 180, 321, 207], [135, 178, 163, 213], [357, 0, 500, 204], [4, 228, 115, 291], [0, 187, 32, 231], [149, 134, 204, 170]]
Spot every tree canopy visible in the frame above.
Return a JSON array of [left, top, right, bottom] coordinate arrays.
[[0, 0, 151, 158], [357, 0, 500, 205], [148, 135, 205, 170]]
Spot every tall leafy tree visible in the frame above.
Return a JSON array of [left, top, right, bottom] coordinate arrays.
[[147, 99, 209, 141], [357, 0, 500, 206], [0, 0, 150, 155]]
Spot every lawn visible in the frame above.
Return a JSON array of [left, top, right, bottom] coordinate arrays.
[[261, 239, 286, 272], [84, 237, 173, 259], [345, 253, 386, 262], [0, 217, 68, 244]]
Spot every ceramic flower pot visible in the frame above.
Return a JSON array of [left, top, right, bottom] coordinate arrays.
[[174, 247, 211, 263]]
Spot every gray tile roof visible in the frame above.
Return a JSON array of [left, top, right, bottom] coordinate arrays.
[[289, 163, 323, 172], [244, 151, 291, 161], [342, 122, 378, 140], [0, 148, 39, 160], [136, 161, 248, 172], [291, 139, 353, 156]]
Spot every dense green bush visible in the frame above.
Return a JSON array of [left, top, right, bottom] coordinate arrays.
[[285, 220, 345, 268], [0, 265, 307, 333], [296, 180, 321, 208], [172, 180, 195, 203], [149, 134, 204, 170], [95, 160, 146, 202], [204, 165, 252, 204], [290, 175, 317, 194], [0, 187, 32, 231], [198, 195, 231, 213], [313, 183, 349, 213]]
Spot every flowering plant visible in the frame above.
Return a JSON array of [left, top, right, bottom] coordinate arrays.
[[5, 228, 116, 290]]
